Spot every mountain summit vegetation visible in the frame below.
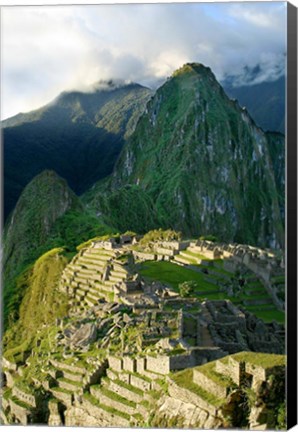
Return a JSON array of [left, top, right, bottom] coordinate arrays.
[[85, 63, 285, 249]]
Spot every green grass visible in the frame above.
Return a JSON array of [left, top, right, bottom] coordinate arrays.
[[245, 308, 285, 323], [132, 413, 144, 422], [51, 386, 73, 395], [13, 376, 37, 395], [208, 265, 233, 277], [245, 281, 266, 290], [176, 254, 198, 264], [240, 294, 272, 301], [195, 293, 225, 300], [270, 275, 285, 284], [140, 399, 150, 408], [179, 250, 210, 261], [155, 378, 169, 393], [58, 377, 81, 387], [231, 352, 285, 368], [3, 249, 69, 354], [3, 336, 34, 363], [2, 388, 13, 400], [139, 261, 217, 292], [139, 261, 283, 323], [78, 347, 106, 362]]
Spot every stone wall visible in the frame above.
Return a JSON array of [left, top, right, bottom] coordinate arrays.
[[167, 379, 218, 416], [154, 394, 222, 429], [130, 374, 151, 391], [108, 380, 143, 403], [136, 357, 146, 374], [2, 358, 17, 371], [146, 356, 170, 375], [4, 370, 15, 388], [227, 356, 245, 385], [132, 251, 156, 261], [92, 240, 116, 250], [107, 356, 123, 372], [169, 354, 195, 371], [122, 356, 136, 372], [48, 400, 64, 426], [161, 241, 190, 251], [190, 347, 228, 363], [86, 361, 107, 386], [9, 398, 30, 425], [12, 386, 37, 408], [155, 247, 175, 256], [193, 370, 228, 398], [81, 396, 130, 426]]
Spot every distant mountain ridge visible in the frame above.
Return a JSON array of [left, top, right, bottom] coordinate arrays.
[[222, 75, 285, 133], [3, 81, 152, 220]]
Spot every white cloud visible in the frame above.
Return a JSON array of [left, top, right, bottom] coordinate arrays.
[[1, 2, 286, 119]]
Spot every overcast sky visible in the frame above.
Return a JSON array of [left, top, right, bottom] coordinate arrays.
[[1, 2, 286, 119]]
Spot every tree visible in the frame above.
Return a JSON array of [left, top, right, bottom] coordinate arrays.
[[179, 281, 197, 297]]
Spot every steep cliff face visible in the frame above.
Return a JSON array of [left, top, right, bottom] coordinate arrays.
[[3, 82, 152, 219], [87, 63, 284, 249]]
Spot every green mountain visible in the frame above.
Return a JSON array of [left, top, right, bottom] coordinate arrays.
[[2, 170, 115, 329], [85, 63, 285, 249], [3, 81, 152, 220], [222, 75, 285, 133], [3, 170, 81, 277]]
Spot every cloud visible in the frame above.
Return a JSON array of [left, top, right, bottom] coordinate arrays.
[[1, 2, 286, 119]]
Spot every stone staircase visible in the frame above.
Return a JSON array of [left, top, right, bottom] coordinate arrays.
[[45, 358, 107, 404], [199, 303, 215, 347], [59, 247, 129, 310], [1, 387, 37, 425], [70, 354, 170, 426]]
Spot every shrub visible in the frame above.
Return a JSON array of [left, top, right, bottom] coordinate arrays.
[[179, 280, 197, 297], [277, 402, 286, 429], [140, 228, 182, 247], [199, 234, 218, 242], [76, 233, 120, 251]]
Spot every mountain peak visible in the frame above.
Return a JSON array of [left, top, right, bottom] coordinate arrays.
[[172, 62, 214, 78], [3, 169, 81, 279], [99, 61, 284, 250]]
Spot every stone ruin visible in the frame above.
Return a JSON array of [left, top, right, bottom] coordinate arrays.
[[1, 237, 286, 428]]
